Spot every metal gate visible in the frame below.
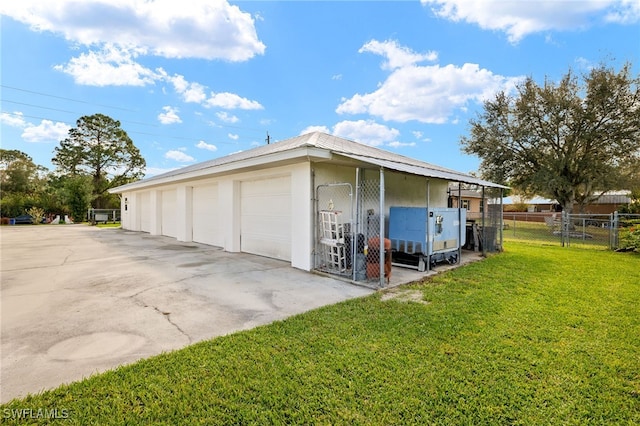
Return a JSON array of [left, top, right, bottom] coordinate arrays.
[[314, 179, 383, 287], [315, 183, 353, 278], [503, 211, 640, 250], [562, 212, 640, 250]]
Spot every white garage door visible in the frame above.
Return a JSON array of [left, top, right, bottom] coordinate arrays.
[[240, 176, 291, 261], [139, 191, 151, 233], [192, 184, 221, 247], [161, 189, 177, 238]]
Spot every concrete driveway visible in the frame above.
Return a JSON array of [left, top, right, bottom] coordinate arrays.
[[0, 225, 372, 403]]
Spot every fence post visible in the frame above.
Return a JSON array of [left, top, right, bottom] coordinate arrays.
[[561, 211, 568, 247], [353, 168, 360, 282], [611, 211, 619, 249], [378, 167, 385, 289]]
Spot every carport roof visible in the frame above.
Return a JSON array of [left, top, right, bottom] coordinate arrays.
[[110, 132, 506, 193]]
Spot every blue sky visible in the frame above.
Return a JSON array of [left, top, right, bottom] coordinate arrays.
[[1, 0, 639, 177]]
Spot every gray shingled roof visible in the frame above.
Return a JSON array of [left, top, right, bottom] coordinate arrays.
[[111, 132, 506, 192]]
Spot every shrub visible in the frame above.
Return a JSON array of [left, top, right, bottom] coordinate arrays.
[[504, 202, 529, 212], [1, 217, 9, 225], [26, 206, 45, 224], [618, 226, 640, 252]]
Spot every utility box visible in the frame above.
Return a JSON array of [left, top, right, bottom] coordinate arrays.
[[389, 207, 466, 271]]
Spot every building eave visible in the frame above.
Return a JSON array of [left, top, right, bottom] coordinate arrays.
[[109, 146, 331, 194]]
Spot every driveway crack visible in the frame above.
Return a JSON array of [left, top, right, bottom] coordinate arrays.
[[151, 306, 192, 345]]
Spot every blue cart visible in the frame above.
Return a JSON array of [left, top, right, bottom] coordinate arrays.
[[389, 207, 466, 271]]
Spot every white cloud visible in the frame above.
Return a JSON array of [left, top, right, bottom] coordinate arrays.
[[205, 92, 263, 110], [158, 106, 182, 124], [164, 149, 194, 162], [360, 39, 437, 70], [300, 125, 331, 135], [387, 141, 416, 148], [0, 111, 27, 127], [332, 120, 400, 147], [228, 133, 239, 140], [54, 44, 160, 86], [144, 166, 178, 176], [411, 131, 432, 143], [216, 111, 239, 123], [196, 141, 218, 152], [338, 42, 523, 124], [300, 122, 401, 147], [165, 72, 262, 110], [605, 0, 640, 24], [575, 56, 595, 71], [1, 0, 265, 61], [165, 74, 207, 103], [421, 0, 635, 43], [21, 120, 70, 143]]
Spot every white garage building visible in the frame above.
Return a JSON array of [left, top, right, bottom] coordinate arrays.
[[110, 132, 504, 283]]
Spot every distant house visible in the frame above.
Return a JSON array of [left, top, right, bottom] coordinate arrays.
[[448, 186, 491, 219], [502, 191, 631, 214]]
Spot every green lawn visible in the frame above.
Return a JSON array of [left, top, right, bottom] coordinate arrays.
[[95, 222, 121, 229], [2, 243, 638, 425]]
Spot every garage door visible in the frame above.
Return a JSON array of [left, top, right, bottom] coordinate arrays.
[[240, 176, 291, 261], [161, 189, 177, 238], [192, 184, 221, 246], [139, 191, 151, 233]]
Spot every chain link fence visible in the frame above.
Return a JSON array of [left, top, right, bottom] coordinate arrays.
[[315, 179, 384, 287], [503, 211, 640, 250], [314, 176, 506, 287], [467, 188, 504, 254]]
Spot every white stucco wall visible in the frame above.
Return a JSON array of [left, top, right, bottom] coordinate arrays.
[[120, 162, 313, 271], [119, 160, 451, 273]]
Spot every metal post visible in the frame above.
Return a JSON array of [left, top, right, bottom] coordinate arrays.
[[379, 167, 385, 288], [481, 185, 486, 256], [499, 188, 504, 251], [426, 179, 430, 273], [353, 168, 360, 281], [612, 211, 619, 249], [458, 183, 462, 263], [562, 210, 569, 247]]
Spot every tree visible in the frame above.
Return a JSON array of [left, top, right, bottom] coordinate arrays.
[[52, 114, 145, 208], [61, 175, 93, 222], [461, 63, 640, 213], [0, 149, 48, 217], [0, 149, 47, 195]]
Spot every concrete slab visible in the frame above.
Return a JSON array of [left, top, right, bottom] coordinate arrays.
[[0, 225, 373, 403]]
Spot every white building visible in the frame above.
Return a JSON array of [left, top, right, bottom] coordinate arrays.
[[110, 132, 505, 278]]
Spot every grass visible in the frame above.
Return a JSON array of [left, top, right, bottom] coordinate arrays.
[[2, 243, 638, 425], [94, 222, 121, 228]]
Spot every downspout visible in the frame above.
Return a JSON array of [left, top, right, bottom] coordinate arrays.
[[379, 167, 385, 288]]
